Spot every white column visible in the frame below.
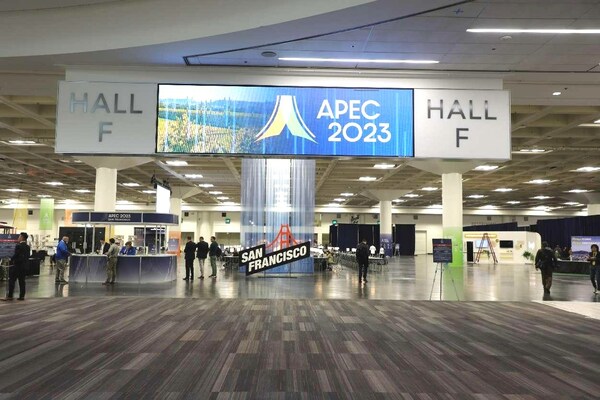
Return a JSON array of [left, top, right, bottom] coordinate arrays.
[[94, 167, 117, 212], [442, 173, 463, 267], [588, 204, 600, 215], [170, 197, 182, 220], [379, 200, 393, 256], [197, 211, 212, 239]]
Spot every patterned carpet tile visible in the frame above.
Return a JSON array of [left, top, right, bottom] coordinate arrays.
[[0, 298, 599, 399]]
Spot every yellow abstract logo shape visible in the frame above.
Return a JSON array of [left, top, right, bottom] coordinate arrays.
[[255, 95, 317, 143]]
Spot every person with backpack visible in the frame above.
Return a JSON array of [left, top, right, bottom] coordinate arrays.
[[587, 244, 600, 293], [196, 236, 209, 280], [534, 241, 557, 294], [208, 236, 221, 279]]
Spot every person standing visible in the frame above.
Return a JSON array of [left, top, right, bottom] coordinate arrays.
[[55, 236, 71, 284], [196, 236, 209, 280], [588, 244, 600, 293], [208, 236, 220, 279], [104, 238, 119, 285], [97, 239, 110, 255], [2, 232, 30, 301], [356, 238, 370, 284], [183, 236, 196, 281], [535, 241, 557, 294]]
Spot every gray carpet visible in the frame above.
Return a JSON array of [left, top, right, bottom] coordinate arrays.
[[0, 298, 599, 399]]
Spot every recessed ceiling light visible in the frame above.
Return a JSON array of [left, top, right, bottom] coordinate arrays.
[[184, 174, 203, 179], [567, 189, 590, 193], [333, 198, 345, 202], [122, 182, 140, 187], [421, 187, 438, 191], [358, 176, 377, 181], [564, 202, 582, 206], [427, 204, 442, 209], [326, 202, 343, 207], [61, 199, 78, 204], [531, 206, 553, 211], [8, 140, 36, 145], [198, 183, 214, 188], [574, 167, 600, 172], [116, 200, 132, 204], [216, 196, 229, 200], [507, 201, 521, 204], [165, 160, 188, 166], [474, 165, 499, 171], [142, 190, 156, 194], [73, 189, 91, 193], [467, 194, 486, 199], [479, 205, 498, 209], [595, 119, 600, 124], [209, 191, 223, 195], [526, 179, 552, 184], [392, 199, 406, 202], [340, 193, 354, 197], [494, 188, 514, 192], [37, 194, 51, 198], [552, 91, 562, 96], [222, 201, 237, 206], [516, 149, 546, 154], [4, 188, 24, 192], [45, 181, 64, 186], [467, 28, 600, 34], [532, 195, 553, 200], [404, 193, 420, 198], [373, 163, 396, 169], [279, 57, 439, 64]]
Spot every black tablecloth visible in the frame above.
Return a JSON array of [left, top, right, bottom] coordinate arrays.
[[555, 260, 588, 274]]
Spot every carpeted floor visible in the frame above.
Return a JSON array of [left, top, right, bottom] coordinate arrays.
[[0, 298, 599, 399]]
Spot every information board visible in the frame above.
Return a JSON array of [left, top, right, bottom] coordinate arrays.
[[432, 238, 453, 263], [157, 84, 414, 157], [0, 234, 19, 259]]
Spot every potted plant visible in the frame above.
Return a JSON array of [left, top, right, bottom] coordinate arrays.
[[522, 250, 535, 264]]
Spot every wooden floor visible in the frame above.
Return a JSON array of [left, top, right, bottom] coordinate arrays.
[[0, 298, 599, 399]]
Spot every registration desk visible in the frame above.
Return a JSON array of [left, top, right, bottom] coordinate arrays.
[[555, 260, 588, 274], [69, 254, 176, 283]]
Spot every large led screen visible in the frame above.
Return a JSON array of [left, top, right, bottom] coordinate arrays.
[[156, 84, 413, 157]]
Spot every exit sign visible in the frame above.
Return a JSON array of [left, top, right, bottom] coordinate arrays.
[[332, 220, 337, 225], [225, 217, 231, 224]]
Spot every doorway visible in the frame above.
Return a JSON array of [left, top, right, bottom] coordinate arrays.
[[415, 230, 428, 255]]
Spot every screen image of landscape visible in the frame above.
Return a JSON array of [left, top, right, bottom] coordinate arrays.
[[156, 84, 414, 157]]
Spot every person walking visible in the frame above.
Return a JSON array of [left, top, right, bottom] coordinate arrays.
[[588, 244, 600, 293], [2, 232, 30, 301], [55, 236, 71, 284], [356, 238, 370, 284], [183, 236, 196, 280], [196, 236, 209, 280], [104, 238, 120, 285], [208, 236, 220, 279], [535, 241, 557, 294]]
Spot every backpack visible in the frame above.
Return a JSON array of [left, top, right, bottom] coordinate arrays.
[[536, 248, 551, 269], [215, 246, 222, 257]]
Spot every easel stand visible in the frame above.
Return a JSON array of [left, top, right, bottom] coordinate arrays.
[[429, 263, 460, 301]]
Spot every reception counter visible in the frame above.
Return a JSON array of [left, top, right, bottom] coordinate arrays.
[[69, 254, 176, 283]]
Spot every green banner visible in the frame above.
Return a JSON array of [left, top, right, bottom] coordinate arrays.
[[39, 198, 54, 230]]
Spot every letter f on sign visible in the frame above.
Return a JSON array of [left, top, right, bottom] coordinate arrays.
[[99, 122, 113, 142]]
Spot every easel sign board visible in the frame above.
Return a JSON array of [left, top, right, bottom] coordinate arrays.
[[433, 239, 453, 263]]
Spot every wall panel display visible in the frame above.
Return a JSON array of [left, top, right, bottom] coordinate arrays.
[[156, 84, 414, 157]]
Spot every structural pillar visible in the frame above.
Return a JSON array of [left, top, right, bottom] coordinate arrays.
[[589, 204, 600, 215], [94, 167, 117, 212], [197, 211, 212, 240], [442, 173, 463, 267], [379, 200, 393, 257]]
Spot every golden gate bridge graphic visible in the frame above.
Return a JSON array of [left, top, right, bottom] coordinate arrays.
[[265, 224, 300, 251]]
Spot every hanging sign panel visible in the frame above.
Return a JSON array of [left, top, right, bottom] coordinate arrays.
[[414, 89, 510, 160], [56, 81, 157, 154], [156, 84, 414, 157], [240, 242, 311, 276]]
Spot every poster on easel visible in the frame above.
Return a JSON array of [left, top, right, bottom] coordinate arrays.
[[432, 239, 453, 263]]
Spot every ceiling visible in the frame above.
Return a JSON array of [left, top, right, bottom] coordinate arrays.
[[2, 0, 600, 215]]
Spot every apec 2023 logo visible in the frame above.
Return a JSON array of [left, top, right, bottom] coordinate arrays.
[[156, 85, 414, 157]]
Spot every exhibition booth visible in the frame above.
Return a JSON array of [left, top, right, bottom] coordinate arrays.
[[463, 231, 541, 264], [68, 212, 178, 283]]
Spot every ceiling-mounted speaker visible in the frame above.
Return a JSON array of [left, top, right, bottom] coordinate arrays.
[[28, 210, 33, 215], [336, 213, 341, 218], [183, 212, 189, 217], [222, 212, 227, 217]]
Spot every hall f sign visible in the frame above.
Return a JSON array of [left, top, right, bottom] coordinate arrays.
[[69, 92, 143, 142]]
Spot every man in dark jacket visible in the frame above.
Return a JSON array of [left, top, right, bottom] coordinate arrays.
[[208, 236, 220, 279], [196, 236, 209, 280], [535, 241, 558, 294], [3, 232, 30, 301], [183, 236, 196, 280], [356, 238, 370, 284]]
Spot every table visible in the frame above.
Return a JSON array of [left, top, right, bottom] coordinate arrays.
[[223, 255, 239, 270], [69, 254, 177, 283], [555, 260, 588, 274]]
